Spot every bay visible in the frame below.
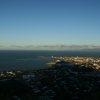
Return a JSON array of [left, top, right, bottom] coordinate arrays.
[[0, 50, 100, 71]]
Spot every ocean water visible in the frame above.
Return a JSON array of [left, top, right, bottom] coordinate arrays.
[[0, 50, 100, 71]]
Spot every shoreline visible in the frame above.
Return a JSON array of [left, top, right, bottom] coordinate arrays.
[[0, 56, 100, 72]]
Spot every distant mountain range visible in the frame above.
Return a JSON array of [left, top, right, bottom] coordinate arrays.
[[81, 48, 100, 52]]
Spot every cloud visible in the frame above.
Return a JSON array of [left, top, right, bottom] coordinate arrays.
[[34, 44, 100, 48], [36, 44, 67, 48], [24, 45, 34, 48], [11, 45, 23, 48], [10, 44, 100, 49], [34, 44, 100, 50], [89, 44, 100, 48], [1, 44, 100, 50]]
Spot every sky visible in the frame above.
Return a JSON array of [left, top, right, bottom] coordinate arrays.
[[0, 0, 100, 50]]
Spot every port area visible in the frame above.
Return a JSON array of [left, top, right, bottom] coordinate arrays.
[[45, 56, 100, 69]]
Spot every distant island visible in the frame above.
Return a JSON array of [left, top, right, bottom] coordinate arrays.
[[81, 48, 100, 52]]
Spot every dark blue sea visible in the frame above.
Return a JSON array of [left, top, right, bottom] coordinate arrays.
[[0, 50, 100, 71]]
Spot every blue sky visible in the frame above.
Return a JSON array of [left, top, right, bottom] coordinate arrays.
[[0, 0, 100, 50]]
